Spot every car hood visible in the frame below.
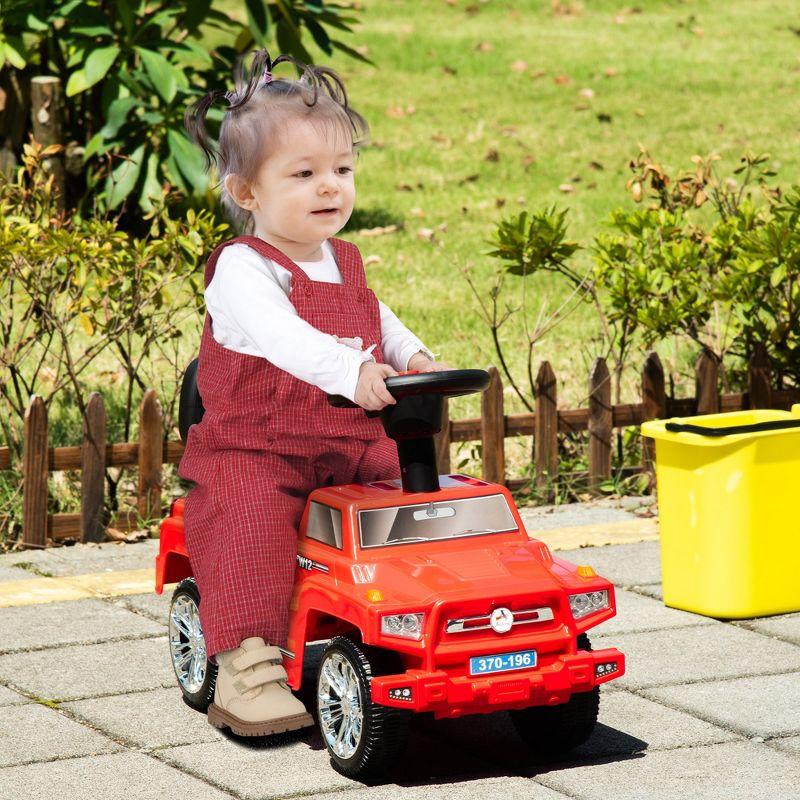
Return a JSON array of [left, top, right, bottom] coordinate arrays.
[[356, 539, 562, 604]]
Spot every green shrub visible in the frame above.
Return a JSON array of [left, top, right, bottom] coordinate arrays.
[[0, 1, 367, 215]]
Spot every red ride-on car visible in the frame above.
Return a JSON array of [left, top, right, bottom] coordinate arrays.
[[157, 365, 625, 780]]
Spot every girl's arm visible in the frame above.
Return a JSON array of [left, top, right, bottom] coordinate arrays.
[[378, 300, 438, 371], [207, 244, 376, 401]]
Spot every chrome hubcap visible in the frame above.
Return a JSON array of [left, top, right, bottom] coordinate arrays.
[[318, 652, 363, 759], [169, 592, 207, 694]]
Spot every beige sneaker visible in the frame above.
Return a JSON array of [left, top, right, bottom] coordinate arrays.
[[207, 637, 314, 736]]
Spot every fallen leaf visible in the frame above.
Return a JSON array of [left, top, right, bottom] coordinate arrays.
[[461, 205, 470, 214], [409, 207, 426, 218], [495, 197, 506, 207], [106, 527, 148, 543], [554, 74, 573, 85], [417, 227, 436, 242], [522, 154, 537, 170], [511, 59, 529, 73], [574, 102, 590, 112], [559, 183, 575, 193], [691, 26, 704, 37], [436, 222, 448, 232], [604, 67, 619, 78], [386, 105, 416, 118], [589, 160, 604, 170], [358, 224, 400, 237], [634, 108, 646, 117], [442, 65, 457, 75], [431, 134, 453, 147], [476, 41, 493, 52], [586, 181, 597, 189], [458, 173, 480, 184], [485, 147, 499, 161], [516, 195, 526, 204], [37, 367, 58, 384], [597, 112, 613, 123], [396, 182, 414, 192], [530, 69, 547, 79], [355, 45, 370, 56], [578, 87, 595, 99], [363, 255, 383, 266]]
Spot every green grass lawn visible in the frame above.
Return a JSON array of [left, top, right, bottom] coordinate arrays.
[[277, 0, 800, 418]]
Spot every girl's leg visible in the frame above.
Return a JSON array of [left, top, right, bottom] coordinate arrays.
[[353, 436, 401, 483], [185, 449, 314, 662]]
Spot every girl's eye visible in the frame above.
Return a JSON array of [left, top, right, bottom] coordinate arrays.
[[292, 167, 352, 178]]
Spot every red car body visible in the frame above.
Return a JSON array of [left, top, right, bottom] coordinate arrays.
[[156, 473, 625, 720]]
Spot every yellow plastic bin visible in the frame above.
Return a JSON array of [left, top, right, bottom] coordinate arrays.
[[641, 406, 800, 618]]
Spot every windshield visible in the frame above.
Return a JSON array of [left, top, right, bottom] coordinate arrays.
[[358, 494, 517, 549]]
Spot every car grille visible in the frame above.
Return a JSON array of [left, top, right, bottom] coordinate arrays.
[[445, 605, 554, 634]]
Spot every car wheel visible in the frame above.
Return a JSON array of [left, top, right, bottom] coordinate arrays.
[[316, 636, 410, 782], [169, 578, 217, 712], [509, 632, 599, 755]]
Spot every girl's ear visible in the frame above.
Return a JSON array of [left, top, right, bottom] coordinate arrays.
[[224, 173, 258, 211]]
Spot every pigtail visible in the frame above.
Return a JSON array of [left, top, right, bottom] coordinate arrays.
[[184, 89, 228, 170]]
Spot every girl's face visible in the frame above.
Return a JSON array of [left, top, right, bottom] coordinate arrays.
[[233, 117, 356, 256]]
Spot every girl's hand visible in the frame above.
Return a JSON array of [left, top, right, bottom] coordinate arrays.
[[407, 351, 452, 373], [355, 361, 398, 411]]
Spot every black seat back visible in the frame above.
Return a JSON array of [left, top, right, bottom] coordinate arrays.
[[178, 358, 205, 443]]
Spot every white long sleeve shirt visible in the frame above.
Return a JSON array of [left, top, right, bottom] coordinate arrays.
[[205, 240, 434, 402]]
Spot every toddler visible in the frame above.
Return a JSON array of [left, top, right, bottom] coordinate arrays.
[[178, 50, 448, 737]]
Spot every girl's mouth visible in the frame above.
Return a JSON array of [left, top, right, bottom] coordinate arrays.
[[312, 208, 338, 215]]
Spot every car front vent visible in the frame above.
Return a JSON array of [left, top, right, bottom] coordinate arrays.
[[445, 606, 554, 634]]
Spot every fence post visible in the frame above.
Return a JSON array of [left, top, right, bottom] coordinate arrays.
[[81, 392, 107, 542], [23, 395, 48, 548], [535, 361, 558, 501], [748, 342, 772, 409], [138, 390, 163, 522], [641, 351, 666, 479], [695, 348, 720, 415], [588, 357, 612, 494], [481, 366, 505, 484], [434, 396, 451, 475], [30, 76, 66, 209]]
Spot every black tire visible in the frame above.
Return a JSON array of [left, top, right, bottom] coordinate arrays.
[[316, 636, 411, 782], [169, 578, 217, 712], [509, 632, 599, 755]]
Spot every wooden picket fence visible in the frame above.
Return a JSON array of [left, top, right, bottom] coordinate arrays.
[[1, 345, 794, 550]]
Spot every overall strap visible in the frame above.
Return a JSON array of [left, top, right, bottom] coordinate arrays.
[[328, 237, 367, 288]]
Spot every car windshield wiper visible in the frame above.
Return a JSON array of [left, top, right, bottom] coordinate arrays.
[[384, 536, 430, 544]]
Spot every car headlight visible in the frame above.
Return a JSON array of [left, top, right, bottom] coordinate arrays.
[[569, 590, 609, 619], [381, 612, 425, 640]]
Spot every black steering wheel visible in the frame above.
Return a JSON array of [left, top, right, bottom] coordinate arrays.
[[327, 369, 490, 408]]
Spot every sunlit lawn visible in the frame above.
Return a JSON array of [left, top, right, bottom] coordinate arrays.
[[282, 0, 800, 422]]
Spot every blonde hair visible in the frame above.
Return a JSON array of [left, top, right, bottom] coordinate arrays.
[[185, 50, 369, 230]]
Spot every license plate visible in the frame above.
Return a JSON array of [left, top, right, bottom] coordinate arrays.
[[470, 649, 537, 676]]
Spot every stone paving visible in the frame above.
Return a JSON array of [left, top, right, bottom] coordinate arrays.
[[0, 501, 798, 800]]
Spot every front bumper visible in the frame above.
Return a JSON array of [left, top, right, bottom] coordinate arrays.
[[370, 647, 624, 719]]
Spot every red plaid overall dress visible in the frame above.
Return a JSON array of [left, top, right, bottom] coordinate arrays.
[[178, 236, 400, 659]]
